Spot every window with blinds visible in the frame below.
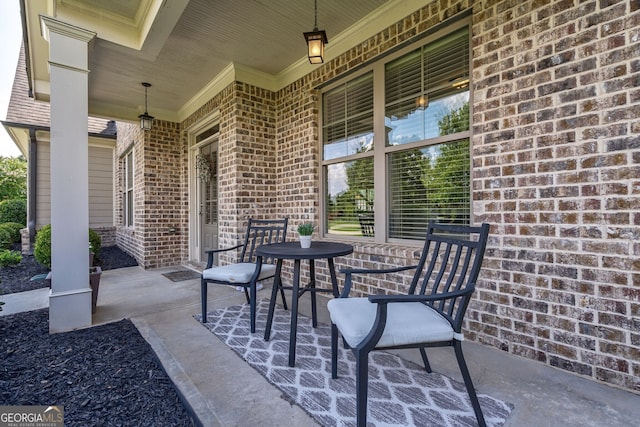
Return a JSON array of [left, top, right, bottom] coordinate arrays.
[[323, 72, 374, 160], [323, 71, 375, 236], [321, 21, 471, 241], [385, 27, 470, 146], [124, 151, 134, 227], [388, 139, 470, 239], [325, 158, 374, 236]]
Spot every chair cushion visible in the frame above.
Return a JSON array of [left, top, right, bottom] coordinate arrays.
[[202, 263, 276, 284], [327, 297, 456, 348]]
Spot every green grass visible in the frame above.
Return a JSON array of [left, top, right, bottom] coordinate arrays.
[[328, 221, 361, 235]]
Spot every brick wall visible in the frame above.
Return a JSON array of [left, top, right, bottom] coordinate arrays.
[[126, 0, 639, 393], [469, 0, 640, 391], [139, 120, 186, 268], [114, 123, 144, 264], [268, 0, 640, 392], [114, 120, 187, 268]]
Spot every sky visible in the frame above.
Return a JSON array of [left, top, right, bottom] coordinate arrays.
[[0, 0, 24, 157]]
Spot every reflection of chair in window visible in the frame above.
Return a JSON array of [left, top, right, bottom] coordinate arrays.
[[357, 213, 374, 237], [328, 222, 490, 427]]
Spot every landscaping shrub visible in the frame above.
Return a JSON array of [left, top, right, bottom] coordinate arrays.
[[34, 225, 102, 269], [0, 249, 22, 267], [0, 227, 12, 250], [0, 222, 25, 243], [34, 225, 52, 268], [0, 199, 26, 225]]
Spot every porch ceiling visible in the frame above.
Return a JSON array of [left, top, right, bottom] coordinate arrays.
[[23, 0, 408, 125]]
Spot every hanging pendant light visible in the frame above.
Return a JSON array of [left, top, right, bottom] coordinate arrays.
[[303, 0, 328, 64], [138, 82, 154, 131], [415, 94, 429, 110], [416, 56, 429, 110]]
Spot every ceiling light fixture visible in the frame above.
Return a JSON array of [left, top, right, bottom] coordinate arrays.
[[303, 0, 328, 64], [138, 82, 154, 131], [416, 55, 429, 110]]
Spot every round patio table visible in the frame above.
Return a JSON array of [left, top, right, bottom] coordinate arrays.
[[256, 241, 353, 367]]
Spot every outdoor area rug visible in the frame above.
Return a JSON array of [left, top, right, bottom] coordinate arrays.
[[161, 269, 201, 282], [196, 300, 513, 426]]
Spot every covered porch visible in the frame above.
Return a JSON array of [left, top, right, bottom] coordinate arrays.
[[4, 266, 639, 426], [13, 0, 640, 405]]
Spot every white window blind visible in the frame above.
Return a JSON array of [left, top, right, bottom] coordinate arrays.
[[321, 22, 471, 241], [323, 72, 374, 160], [388, 139, 470, 240]]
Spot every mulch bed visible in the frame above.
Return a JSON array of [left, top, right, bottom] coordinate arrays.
[[0, 309, 196, 426], [0, 246, 138, 295], [0, 246, 196, 426]]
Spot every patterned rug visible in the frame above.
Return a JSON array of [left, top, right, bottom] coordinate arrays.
[[196, 300, 513, 427]]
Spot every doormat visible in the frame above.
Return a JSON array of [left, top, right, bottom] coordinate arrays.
[[161, 270, 200, 282], [195, 300, 513, 427]]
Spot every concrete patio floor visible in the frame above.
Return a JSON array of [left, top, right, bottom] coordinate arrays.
[[2, 265, 639, 426]]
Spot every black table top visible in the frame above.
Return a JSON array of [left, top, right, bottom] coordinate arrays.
[[256, 241, 353, 260]]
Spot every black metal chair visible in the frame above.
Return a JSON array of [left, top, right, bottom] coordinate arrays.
[[200, 218, 288, 333], [328, 222, 490, 427], [357, 212, 374, 237]]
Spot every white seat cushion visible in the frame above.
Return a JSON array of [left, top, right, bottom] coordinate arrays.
[[327, 297, 456, 348], [202, 263, 276, 284]]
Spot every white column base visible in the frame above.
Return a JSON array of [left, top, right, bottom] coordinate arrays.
[[49, 287, 93, 333]]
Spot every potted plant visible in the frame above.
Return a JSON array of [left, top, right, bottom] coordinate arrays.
[[34, 225, 103, 313], [297, 223, 314, 248]]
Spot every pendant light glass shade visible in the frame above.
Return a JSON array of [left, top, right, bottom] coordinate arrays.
[[138, 82, 154, 131], [303, 0, 327, 64]]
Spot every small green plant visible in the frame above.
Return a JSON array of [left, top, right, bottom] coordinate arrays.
[[297, 223, 314, 236], [34, 225, 102, 269], [89, 229, 101, 255], [0, 249, 22, 267]]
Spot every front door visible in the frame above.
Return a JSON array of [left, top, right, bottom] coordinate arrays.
[[198, 141, 218, 262]]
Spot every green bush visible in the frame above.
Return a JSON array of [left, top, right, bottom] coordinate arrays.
[[89, 228, 102, 256], [0, 249, 22, 267], [0, 227, 12, 250], [34, 225, 52, 268], [0, 199, 26, 225], [0, 222, 24, 243], [34, 225, 102, 269]]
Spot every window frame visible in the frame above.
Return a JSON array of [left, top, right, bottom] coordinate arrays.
[[123, 149, 134, 228], [319, 18, 472, 244]]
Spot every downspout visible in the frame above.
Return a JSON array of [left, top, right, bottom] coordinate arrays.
[[19, 0, 34, 99], [27, 128, 37, 252]]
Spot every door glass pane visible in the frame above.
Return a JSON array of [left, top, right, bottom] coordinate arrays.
[[202, 150, 217, 225]]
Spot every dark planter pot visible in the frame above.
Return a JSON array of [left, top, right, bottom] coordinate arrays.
[[90, 267, 102, 314], [44, 267, 102, 314]]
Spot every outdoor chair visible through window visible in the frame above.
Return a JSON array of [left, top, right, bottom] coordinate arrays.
[[200, 218, 288, 333], [328, 222, 490, 427], [357, 212, 374, 237]]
